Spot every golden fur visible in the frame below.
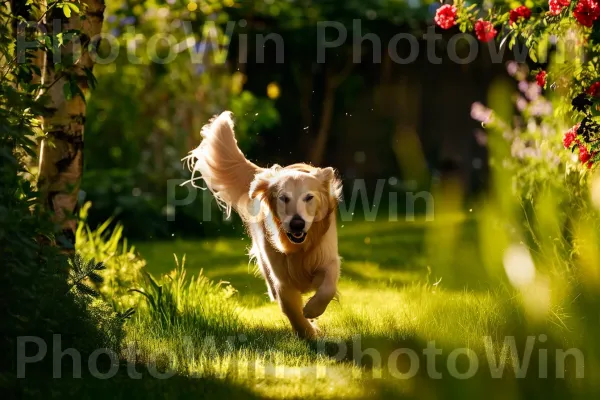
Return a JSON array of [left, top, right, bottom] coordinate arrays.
[[185, 112, 342, 338]]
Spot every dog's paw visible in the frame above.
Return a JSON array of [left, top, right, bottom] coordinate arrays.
[[297, 322, 320, 340], [311, 324, 322, 338], [303, 295, 328, 319], [306, 321, 322, 339]]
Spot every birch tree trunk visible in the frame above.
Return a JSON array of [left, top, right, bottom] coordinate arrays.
[[37, 0, 105, 250]]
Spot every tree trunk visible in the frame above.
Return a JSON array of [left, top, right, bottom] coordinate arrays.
[[310, 82, 335, 166], [309, 63, 353, 166], [37, 0, 105, 250]]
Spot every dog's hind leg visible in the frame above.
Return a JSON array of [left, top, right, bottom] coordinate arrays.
[[258, 255, 278, 301], [250, 244, 278, 301], [277, 286, 318, 339]]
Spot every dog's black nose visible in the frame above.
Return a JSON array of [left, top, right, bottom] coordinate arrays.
[[289, 215, 305, 232]]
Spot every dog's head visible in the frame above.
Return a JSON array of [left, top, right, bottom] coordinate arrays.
[[249, 163, 341, 248]]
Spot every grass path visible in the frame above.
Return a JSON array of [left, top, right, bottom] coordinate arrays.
[[132, 219, 578, 399]]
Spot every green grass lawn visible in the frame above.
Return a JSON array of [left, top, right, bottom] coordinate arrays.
[[124, 216, 592, 399], [136, 219, 431, 306]]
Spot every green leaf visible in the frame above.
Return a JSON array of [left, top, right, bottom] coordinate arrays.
[[83, 67, 98, 90], [118, 308, 136, 321], [529, 50, 538, 63], [71, 80, 85, 103], [88, 272, 104, 283], [67, 2, 80, 14], [63, 81, 72, 100], [44, 35, 52, 50], [63, 4, 71, 18], [75, 282, 99, 297]]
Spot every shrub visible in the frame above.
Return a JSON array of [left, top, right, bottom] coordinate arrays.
[[76, 202, 146, 311], [441, 0, 600, 168]]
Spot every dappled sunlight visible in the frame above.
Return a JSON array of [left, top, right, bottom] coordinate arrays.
[[342, 261, 422, 286], [323, 283, 509, 352], [503, 244, 537, 288], [128, 201, 592, 398]]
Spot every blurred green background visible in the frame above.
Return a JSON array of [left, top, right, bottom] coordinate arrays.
[[83, 0, 505, 240]]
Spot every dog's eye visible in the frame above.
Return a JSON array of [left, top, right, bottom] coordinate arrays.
[[278, 195, 290, 204], [304, 194, 314, 202]]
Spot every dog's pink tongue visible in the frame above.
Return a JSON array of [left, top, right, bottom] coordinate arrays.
[[293, 232, 303, 238]]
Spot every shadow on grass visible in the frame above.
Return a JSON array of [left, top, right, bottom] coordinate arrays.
[[9, 365, 260, 400], [310, 331, 582, 399], [10, 330, 583, 400], [124, 317, 584, 399]]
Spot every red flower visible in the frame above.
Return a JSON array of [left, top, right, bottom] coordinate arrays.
[[536, 71, 547, 87], [509, 5, 532, 24], [587, 82, 600, 97], [549, 0, 571, 15], [474, 19, 497, 42], [579, 144, 592, 163], [573, 0, 600, 27], [435, 4, 457, 29], [587, 160, 595, 169], [563, 125, 579, 149]]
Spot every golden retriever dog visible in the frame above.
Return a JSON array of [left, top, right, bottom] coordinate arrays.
[[185, 111, 342, 339]]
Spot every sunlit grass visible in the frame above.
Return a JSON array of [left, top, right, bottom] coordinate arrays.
[[129, 217, 589, 399]]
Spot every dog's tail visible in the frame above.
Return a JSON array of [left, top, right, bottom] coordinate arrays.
[[184, 111, 261, 218]]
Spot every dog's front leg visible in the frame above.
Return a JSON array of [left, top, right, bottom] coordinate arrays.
[[277, 286, 318, 339], [303, 260, 339, 319]]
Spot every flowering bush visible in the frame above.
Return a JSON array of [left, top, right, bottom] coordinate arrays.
[[435, 0, 600, 169], [471, 62, 576, 199]]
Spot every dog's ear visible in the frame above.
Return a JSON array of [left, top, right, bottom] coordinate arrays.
[[249, 166, 280, 200], [313, 167, 335, 182], [249, 176, 270, 200], [312, 167, 342, 200]]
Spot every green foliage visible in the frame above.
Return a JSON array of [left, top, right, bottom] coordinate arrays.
[[0, 1, 126, 390], [82, 0, 280, 239], [131, 255, 238, 332], [68, 253, 107, 297], [471, 61, 598, 274], [75, 203, 239, 336], [229, 90, 281, 150], [76, 201, 146, 310]]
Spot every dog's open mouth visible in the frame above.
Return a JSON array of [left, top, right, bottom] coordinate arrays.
[[286, 231, 307, 244]]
